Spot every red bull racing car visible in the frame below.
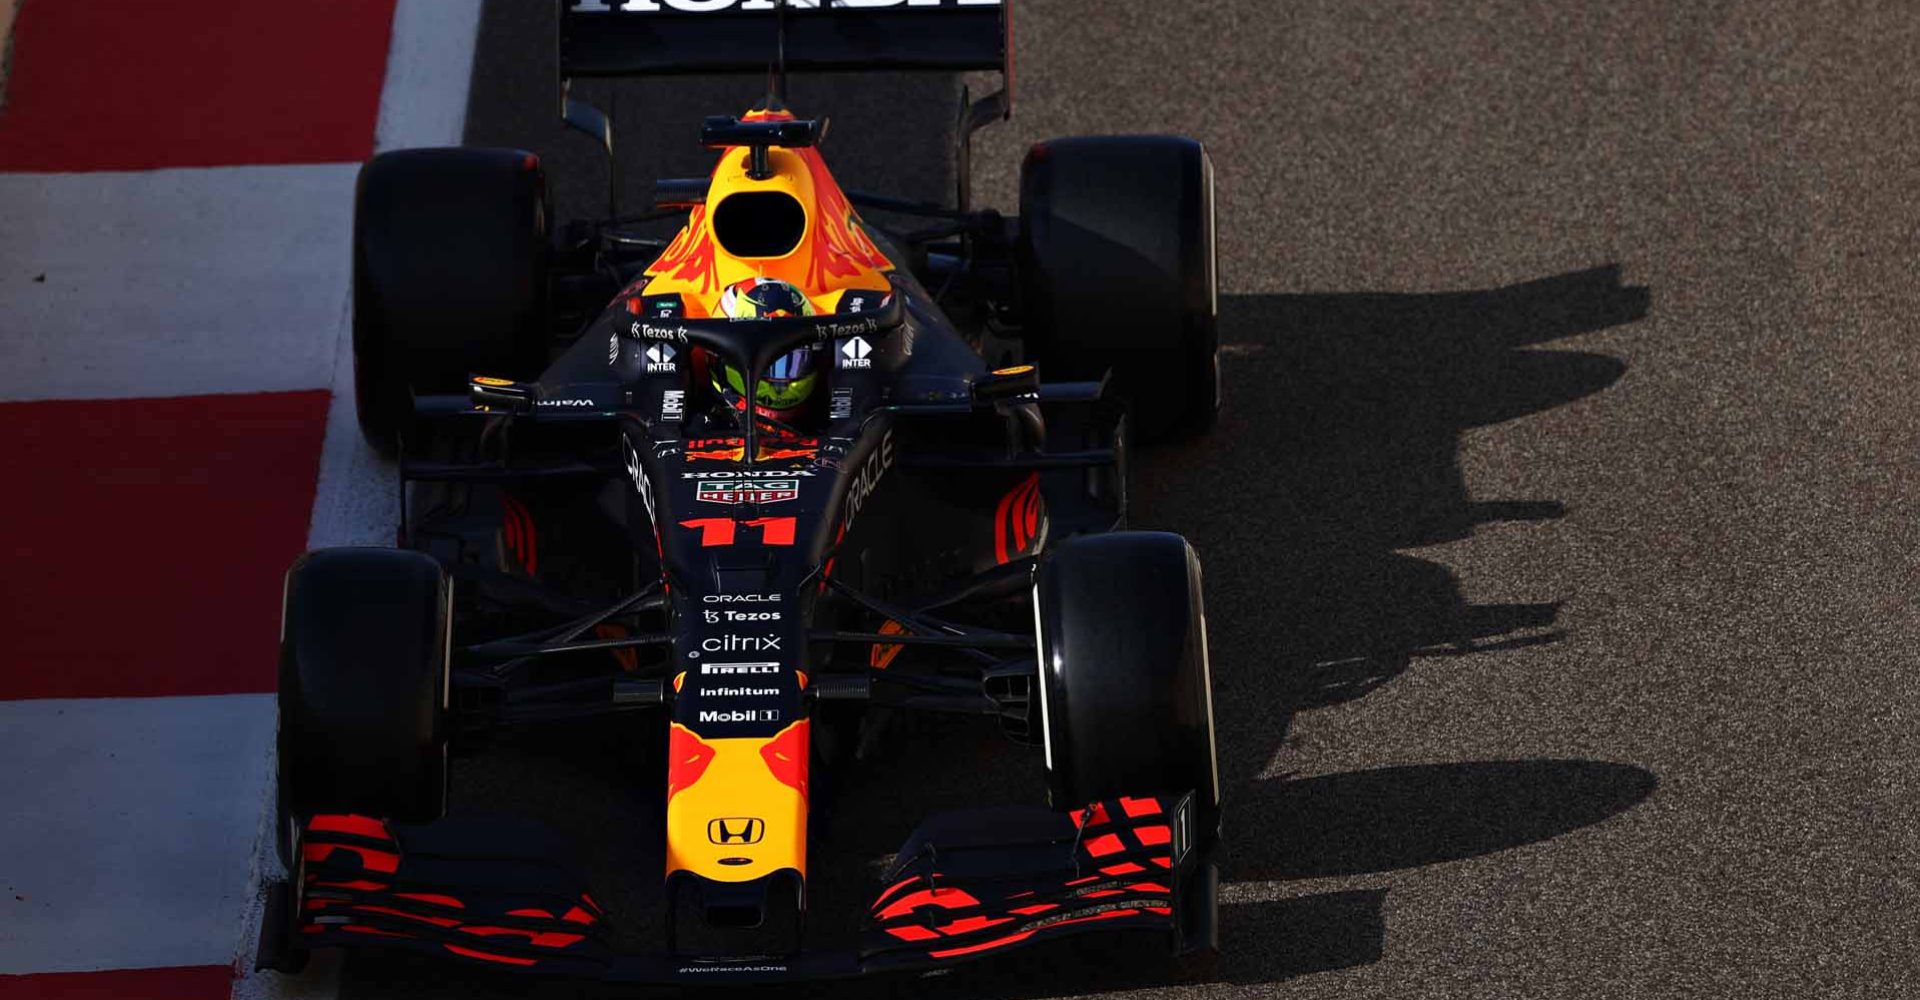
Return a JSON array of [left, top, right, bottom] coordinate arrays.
[[257, 0, 1221, 985]]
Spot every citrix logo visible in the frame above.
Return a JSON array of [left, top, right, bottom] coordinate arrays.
[[701, 635, 781, 653]]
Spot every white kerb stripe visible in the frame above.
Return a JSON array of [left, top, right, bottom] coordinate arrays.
[[234, 4, 486, 997], [0, 696, 276, 973]]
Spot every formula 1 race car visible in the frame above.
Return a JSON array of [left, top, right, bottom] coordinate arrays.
[[257, 0, 1220, 985]]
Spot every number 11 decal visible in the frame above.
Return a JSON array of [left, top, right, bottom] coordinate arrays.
[[680, 517, 798, 548]]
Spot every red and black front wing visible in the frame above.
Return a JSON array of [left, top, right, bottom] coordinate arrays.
[[259, 793, 1212, 985]]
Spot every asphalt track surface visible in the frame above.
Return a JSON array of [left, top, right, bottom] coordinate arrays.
[[344, 2, 1919, 997]]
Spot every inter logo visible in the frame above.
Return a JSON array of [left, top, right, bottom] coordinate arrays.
[[838, 336, 873, 370]]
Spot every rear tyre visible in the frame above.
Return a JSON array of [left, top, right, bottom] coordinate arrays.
[[354, 147, 551, 456], [1019, 136, 1219, 443], [1033, 532, 1219, 838], [276, 548, 451, 869]]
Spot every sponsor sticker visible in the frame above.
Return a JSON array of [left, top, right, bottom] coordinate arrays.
[[705, 686, 780, 698], [646, 343, 679, 373], [838, 336, 873, 370], [661, 389, 685, 421], [841, 430, 895, 531], [699, 709, 780, 723], [701, 661, 780, 674], [696, 479, 799, 505], [707, 818, 765, 845], [702, 593, 781, 603], [830, 386, 854, 420], [624, 435, 658, 525], [703, 609, 781, 623], [631, 321, 691, 342], [701, 635, 781, 653], [685, 470, 810, 479]]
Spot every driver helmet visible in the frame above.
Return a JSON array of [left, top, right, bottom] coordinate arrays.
[[709, 277, 821, 421]]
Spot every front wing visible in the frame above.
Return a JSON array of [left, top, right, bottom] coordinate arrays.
[[258, 794, 1210, 984]]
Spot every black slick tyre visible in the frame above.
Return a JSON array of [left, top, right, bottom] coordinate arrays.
[[1033, 531, 1220, 836], [276, 547, 450, 869], [353, 147, 551, 456], [1019, 136, 1219, 443]]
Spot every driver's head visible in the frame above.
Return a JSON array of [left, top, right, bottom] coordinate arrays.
[[719, 277, 813, 320], [708, 277, 821, 422]]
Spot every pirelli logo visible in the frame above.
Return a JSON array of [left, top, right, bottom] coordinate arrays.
[[571, 0, 1000, 12], [708, 817, 765, 845]]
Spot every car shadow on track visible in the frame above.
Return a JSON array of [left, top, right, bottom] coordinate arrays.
[[808, 268, 1662, 999], [1134, 264, 1651, 786]]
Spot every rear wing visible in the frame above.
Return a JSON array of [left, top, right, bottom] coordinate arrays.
[[559, 0, 1010, 77], [555, 0, 1013, 212]]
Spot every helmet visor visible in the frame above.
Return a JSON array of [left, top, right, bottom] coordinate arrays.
[[718, 348, 820, 412]]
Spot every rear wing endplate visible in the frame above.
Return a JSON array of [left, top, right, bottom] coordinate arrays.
[[556, 0, 1013, 212], [559, 0, 1010, 78]]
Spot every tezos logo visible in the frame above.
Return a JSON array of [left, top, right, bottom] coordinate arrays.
[[704, 609, 781, 624], [646, 343, 678, 373], [631, 321, 690, 343]]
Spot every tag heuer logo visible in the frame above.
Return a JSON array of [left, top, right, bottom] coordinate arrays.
[[646, 343, 678, 373], [839, 337, 873, 370], [697, 479, 799, 505]]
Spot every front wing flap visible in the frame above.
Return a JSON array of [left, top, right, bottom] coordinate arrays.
[[862, 793, 1198, 969], [278, 814, 612, 975]]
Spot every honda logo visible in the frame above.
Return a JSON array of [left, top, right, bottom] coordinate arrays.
[[708, 817, 765, 845]]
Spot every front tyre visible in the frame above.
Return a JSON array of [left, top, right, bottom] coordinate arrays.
[[276, 548, 450, 869], [1033, 531, 1219, 837]]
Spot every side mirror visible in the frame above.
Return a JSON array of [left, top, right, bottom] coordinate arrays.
[[469, 376, 535, 414], [973, 364, 1041, 404]]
